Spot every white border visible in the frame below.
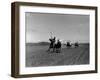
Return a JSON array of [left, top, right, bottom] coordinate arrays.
[[19, 6, 95, 74]]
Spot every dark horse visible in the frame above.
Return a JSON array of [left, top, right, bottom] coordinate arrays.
[[48, 37, 56, 52], [74, 42, 79, 48], [54, 40, 61, 53], [66, 41, 72, 48]]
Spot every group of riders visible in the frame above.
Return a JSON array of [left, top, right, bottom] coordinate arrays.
[[47, 36, 79, 53]]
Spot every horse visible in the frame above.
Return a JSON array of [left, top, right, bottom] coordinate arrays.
[[74, 42, 79, 48], [66, 41, 72, 48], [53, 40, 62, 53], [47, 37, 56, 52]]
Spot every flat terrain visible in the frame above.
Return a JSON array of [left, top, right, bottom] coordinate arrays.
[[26, 44, 89, 67]]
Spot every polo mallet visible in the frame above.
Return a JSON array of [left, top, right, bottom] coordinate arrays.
[[50, 32, 53, 39]]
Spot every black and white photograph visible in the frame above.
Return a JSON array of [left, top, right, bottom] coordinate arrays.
[[25, 12, 90, 67], [11, 2, 97, 78]]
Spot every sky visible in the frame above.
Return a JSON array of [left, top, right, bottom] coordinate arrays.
[[25, 12, 89, 43]]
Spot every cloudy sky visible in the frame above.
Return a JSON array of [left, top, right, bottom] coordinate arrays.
[[25, 12, 89, 43]]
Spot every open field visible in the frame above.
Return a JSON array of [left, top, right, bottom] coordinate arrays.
[[26, 43, 89, 67]]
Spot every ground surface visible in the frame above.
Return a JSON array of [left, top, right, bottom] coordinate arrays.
[[26, 44, 89, 67]]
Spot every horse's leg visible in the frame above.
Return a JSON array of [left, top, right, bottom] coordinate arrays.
[[56, 48, 58, 53], [52, 44, 54, 52], [53, 47, 55, 52], [59, 48, 61, 53]]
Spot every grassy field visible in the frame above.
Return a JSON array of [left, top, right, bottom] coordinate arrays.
[[26, 43, 89, 67]]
